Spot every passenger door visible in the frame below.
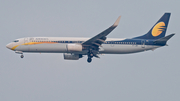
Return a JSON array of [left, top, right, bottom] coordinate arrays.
[[141, 40, 145, 48], [23, 38, 29, 51], [24, 38, 28, 45]]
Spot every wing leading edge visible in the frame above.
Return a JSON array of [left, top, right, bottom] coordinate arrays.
[[82, 16, 121, 47]]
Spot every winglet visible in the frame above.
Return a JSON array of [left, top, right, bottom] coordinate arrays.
[[82, 16, 121, 46], [113, 16, 121, 26]]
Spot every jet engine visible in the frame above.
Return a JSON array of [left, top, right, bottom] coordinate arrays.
[[63, 53, 82, 60], [66, 44, 82, 52]]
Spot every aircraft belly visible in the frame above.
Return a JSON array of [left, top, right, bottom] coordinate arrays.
[[15, 43, 161, 54]]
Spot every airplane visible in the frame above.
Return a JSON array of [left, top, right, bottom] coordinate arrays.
[[6, 13, 175, 63]]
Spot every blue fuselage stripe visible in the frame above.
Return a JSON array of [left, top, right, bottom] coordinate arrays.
[[37, 39, 165, 46]]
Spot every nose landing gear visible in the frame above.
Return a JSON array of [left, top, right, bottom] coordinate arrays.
[[15, 51, 24, 58], [20, 54, 24, 58]]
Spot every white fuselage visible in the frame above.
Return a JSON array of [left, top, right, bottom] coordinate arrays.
[[6, 37, 160, 55]]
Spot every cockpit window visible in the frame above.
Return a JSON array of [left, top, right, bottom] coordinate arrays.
[[13, 40, 19, 42]]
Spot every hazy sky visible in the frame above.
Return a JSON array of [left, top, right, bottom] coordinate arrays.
[[1, 0, 180, 101]]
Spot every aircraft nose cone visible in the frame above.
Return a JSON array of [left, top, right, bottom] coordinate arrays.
[[6, 43, 12, 49]]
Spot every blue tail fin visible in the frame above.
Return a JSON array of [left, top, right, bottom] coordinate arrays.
[[133, 13, 171, 39]]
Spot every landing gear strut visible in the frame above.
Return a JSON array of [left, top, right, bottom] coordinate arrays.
[[15, 51, 24, 58], [87, 49, 93, 63]]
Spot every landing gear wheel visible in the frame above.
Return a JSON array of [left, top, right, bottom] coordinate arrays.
[[87, 58, 92, 63], [90, 53, 93, 57], [20, 54, 24, 58]]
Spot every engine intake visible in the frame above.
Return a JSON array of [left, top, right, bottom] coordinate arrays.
[[64, 53, 82, 60]]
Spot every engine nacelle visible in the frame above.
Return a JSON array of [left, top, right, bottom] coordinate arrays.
[[66, 44, 82, 52], [64, 53, 81, 60]]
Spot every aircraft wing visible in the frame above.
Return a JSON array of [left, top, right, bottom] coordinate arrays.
[[82, 16, 121, 47]]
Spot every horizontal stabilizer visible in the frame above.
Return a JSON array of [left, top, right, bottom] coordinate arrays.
[[154, 33, 175, 44], [154, 33, 175, 42]]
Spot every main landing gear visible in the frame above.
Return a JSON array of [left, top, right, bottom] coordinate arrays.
[[87, 50, 94, 63], [87, 58, 92, 63]]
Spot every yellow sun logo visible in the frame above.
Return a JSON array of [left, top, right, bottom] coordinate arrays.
[[152, 22, 166, 37]]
